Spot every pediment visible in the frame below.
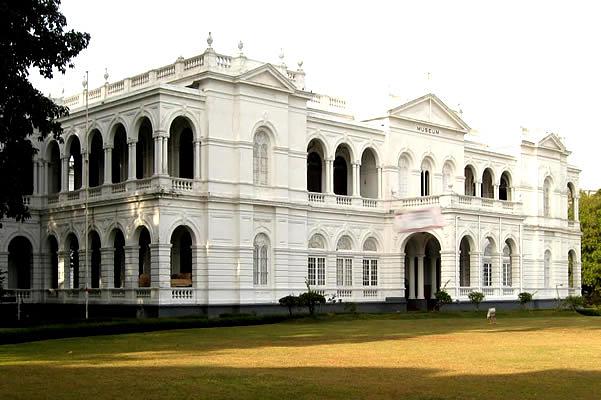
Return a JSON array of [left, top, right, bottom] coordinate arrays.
[[237, 64, 296, 92], [388, 93, 470, 132], [538, 133, 567, 153]]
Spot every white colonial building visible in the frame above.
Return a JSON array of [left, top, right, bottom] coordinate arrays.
[[0, 37, 582, 315]]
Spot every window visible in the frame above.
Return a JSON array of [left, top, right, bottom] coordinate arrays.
[[544, 250, 551, 287], [442, 162, 453, 192], [483, 238, 494, 287], [308, 256, 325, 286], [253, 234, 269, 285], [502, 244, 512, 287], [568, 251, 575, 288], [420, 159, 432, 196], [543, 177, 552, 217], [363, 259, 377, 286], [464, 166, 476, 196], [253, 131, 269, 185], [336, 258, 353, 286], [398, 156, 409, 197]]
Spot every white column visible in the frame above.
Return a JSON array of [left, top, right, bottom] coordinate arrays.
[[124, 245, 139, 288], [61, 156, 69, 192], [32, 253, 44, 289], [41, 161, 48, 195], [193, 140, 201, 180], [325, 158, 333, 193], [377, 166, 383, 199], [408, 256, 415, 299], [57, 250, 67, 289], [100, 247, 114, 288], [153, 135, 162, 176], [574, 196, 580, 222], [417, 255, 425, 300], [162, 136, 168, 175], [81, 152, 89, 190], [127, 140, 136, 180], [475, 180, 482, 197], [494, 184, 499, 200], [78, 249, 88, 289], [430, 257, 437, 299], [103, 146, 112, 185], [0, 252, 8, 289], [33, 160, 39, 195], [352, 163, 360, 196], [151, 243, 171, 288]]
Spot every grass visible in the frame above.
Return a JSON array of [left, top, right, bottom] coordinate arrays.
[[1, 310, 600, 400]]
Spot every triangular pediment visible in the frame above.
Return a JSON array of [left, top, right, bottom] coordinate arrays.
[[538, 133, 567, 153], [388, 93, 470, 132], [237, 64, 296, 92]]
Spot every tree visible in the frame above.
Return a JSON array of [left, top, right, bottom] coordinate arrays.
[[0, 0, 90, 226], [579, 190, 601, 302], [468, 291, 485, 311], [278, 295, 299, 317], [434, 290, 452, 311], [518, 292, 534, 310]]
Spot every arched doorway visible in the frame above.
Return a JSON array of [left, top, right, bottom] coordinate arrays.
[[112, 124, 128, 183], [66, 136, 82, 191], [403, 232, 441, 310], [88, 129, 104, 187], [47, 141, 61, 194], [7, 236, 33, 289], [47, 236, 59, 289], [307, 139, 325, 193], [137, 227, 151, 287], [334, 144, 352, 196], [360, 148, 378, 199], [481, 168, 494, 199], [464, 165, 476, 196], [459, 236, 472, 287], [136, 118, 154, 179], [168, 117, 194, 179], [170, 226, 193, 287]]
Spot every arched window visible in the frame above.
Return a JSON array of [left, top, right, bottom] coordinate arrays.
[[481, 168, 494, 199], [459, 237, 471, 287], [398, 155, 410, 198], [568, 250, 575, 288], [253, 131, 269, 185], [360, 148, 378, 199], [420, 159, 432, 196], [499, 171, 511, 201], [253, 234, 269, 285], [336, 236, 353, 287], [362, 237, 378, 286], [543, 177, 552, 217], [170, 226, 193, 287], [7, 236, 32, 289], [544, 250, 551, 287], [334, 144, 352, 196], [308, 234, 326, 286], [482, 238, 494, 287], [567, 183, 575, 220], [464, 166, 476, 196], [502, 243, 512, 287]]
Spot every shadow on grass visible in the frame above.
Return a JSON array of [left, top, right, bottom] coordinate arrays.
[[0, 365, 600, 400]]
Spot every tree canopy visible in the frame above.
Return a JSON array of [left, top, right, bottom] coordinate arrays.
[[0, 0, 90, 225], [580, 190, 601, 297]]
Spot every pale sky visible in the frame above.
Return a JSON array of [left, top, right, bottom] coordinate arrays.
[[29, 0, 601, 189]]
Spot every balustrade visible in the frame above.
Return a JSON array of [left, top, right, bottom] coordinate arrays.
[[308, 192, 325, 203], [363, 289, 378, 298], [112, 182, 127, 193], [336, 195, 352, 206], [362, 199, 377, 208], [171, 178, 193, 191]]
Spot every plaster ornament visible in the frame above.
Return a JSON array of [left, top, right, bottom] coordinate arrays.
[[207, 32, 213, 48]]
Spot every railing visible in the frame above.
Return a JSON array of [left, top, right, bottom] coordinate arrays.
[[136, 288, 151, 298], [363, 289, 378, 298], [131, 72, 150, 87], [156, 64, 175, 79], [401, 195, 440, 207], [184, 55, 204, 70], [88, 187, 102, 198], [482, 287, 496, 296], [336, 195, 352, 206], [87, 289, 102, 298], [47, 193, 59, 205], [88, 88, 102, 100], [171, 177, 193, 191], [502, 287, 516, 296], [109, 288, 126, 298], [171, 288, 194, 300], [336, 289, 352, 298], [216, 55, 232, 68], [457, 195, 472, 205], [63, 94, 80, 107], [107, 80, 124, 95], [362, 199, 377, 208], [136, 178, 152, 189], [308, 192, 325, 203], [112, 182, 127, 193], [481, 198, 494, 207], [67, 190, 80, 201], [458, 287, 477, 296]]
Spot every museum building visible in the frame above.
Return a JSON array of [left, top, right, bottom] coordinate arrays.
[[0, 36, 582, 315]]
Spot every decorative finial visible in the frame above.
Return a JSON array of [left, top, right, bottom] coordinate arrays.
[[104, 67, 109, 84], [279, 48, 285, 62], [82, 74, 88, 90], [207, 32, 213, 48], [238, 40, 244, 52], [297, 60, 303, 71]]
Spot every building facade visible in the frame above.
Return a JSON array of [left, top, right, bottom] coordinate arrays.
[[0, 39, 582, 314]]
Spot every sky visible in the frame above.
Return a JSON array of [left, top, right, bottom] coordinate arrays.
[[29, 0, 601, 189]]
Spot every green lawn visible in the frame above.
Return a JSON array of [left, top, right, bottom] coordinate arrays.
[[1, 311, 600, 400]]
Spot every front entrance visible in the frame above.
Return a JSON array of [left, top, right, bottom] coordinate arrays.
[[403, 232, 441, 311]]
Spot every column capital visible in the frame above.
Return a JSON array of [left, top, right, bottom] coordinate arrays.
[[103, 144, 113, 150], [127, 138, 138, 145], [153, 130, 168, 139]]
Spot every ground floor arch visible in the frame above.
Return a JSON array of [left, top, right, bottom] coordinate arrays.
[[170, 226, 193, 287], [8, 236, 33, 289], [137, 227, 152, 287], [403, 232, 441, 307]]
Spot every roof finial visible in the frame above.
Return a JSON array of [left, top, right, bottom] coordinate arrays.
[[207, 32, 213, 48], [104, 67, 109, 84], [238, 40, 244, 56], [279, 48, 285, 66], [297, 60, 303, 71]]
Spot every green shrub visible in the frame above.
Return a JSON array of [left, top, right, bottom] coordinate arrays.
[[279, 295, 299, 316], [434, 290, 452, 311], [518, 292, 534, 309], [343, 302, 357, 314], [575, 307, 601, 316], [562, 295, 584, 310], [468, 291, 485, 311], [298, 292, 326, 316]]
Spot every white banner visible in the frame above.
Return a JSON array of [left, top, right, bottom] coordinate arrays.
[[393, 207, 445, 233]]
